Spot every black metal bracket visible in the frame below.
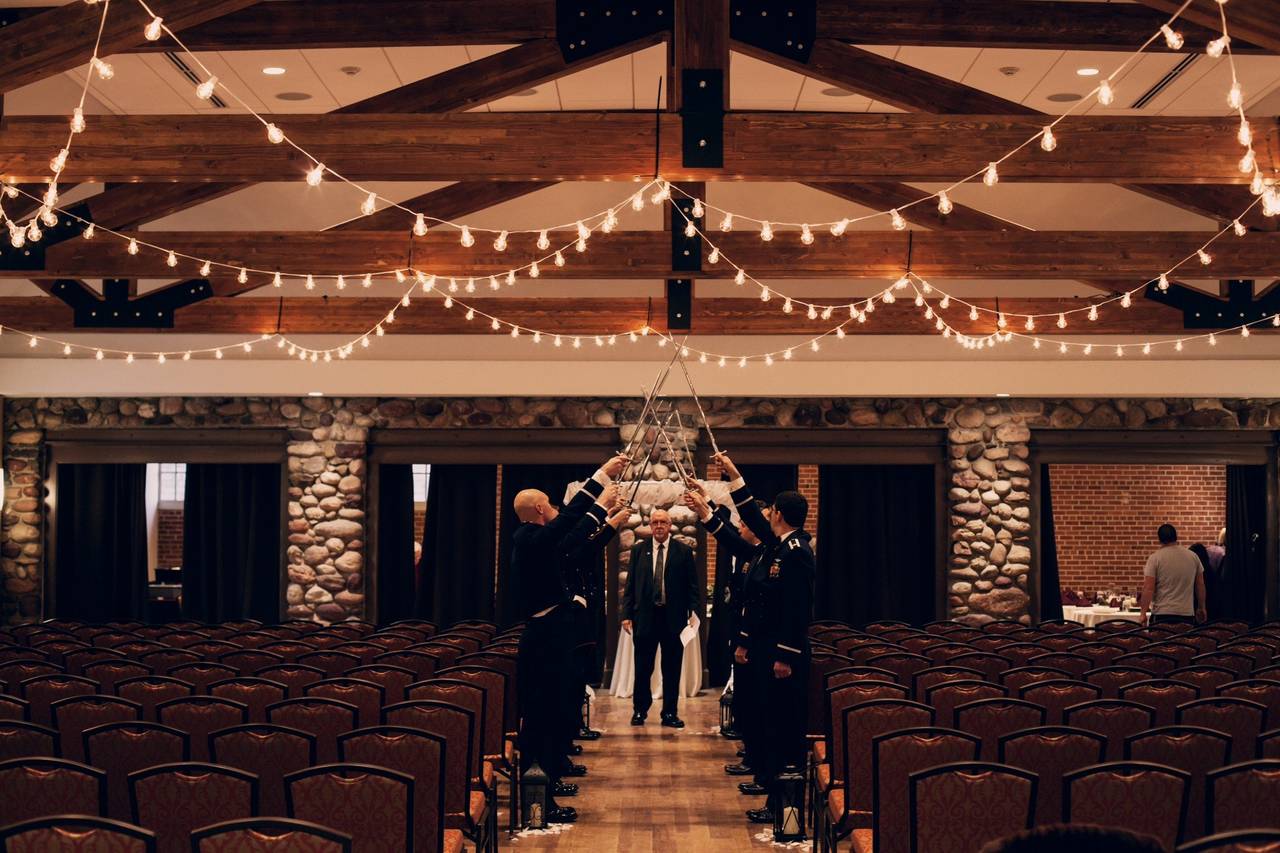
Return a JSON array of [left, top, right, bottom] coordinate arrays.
[[729, 0, 816, 64], [680, 69, 724, 168], [555, 1, 673, 62], [671, 197, 703, 272], [666, 279, 693, 331], [0, 202, 91, 272], [50, 277, 214, 329], [1144, 279, 1280, 329]]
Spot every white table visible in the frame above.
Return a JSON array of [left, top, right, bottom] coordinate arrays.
[[1061, 606, 1144, 628], [608, 628, 703, 699]]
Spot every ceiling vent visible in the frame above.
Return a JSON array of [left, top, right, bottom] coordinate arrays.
[[164, 51, 227, 108], [1130, 54, 1198, 109]]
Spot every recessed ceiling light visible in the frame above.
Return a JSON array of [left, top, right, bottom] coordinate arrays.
[[1076, 67, 1100, 77], [262, 66, 286, 76], [821, 87, 855, 97], [276, 91, 312, 101], [1047, 92, 1083, 103], [998, 66, 1020, 77], [339, 66, 362, 77], [308, 391, 324, 397]]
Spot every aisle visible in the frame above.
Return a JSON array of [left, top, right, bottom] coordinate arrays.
[[510, 694, 786, 852]]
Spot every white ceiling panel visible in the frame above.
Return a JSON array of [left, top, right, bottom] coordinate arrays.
[[289, 48, 404, 108], [1154, 54, 1280, 115], [71, 54, 197, 114], [794, 76, 875, 112], [631, 43, 667, 110], [729, 51, 803, 110], [555, 53, 635, 110], [1023, 51, 1182, 114], [381, 45, 478, 89], [893, 46, 983, 84], [4, 71, 116, 115], [483, 85, 561, 112], [211, 50, 336, 113], [962, 48, 1066, 105], [133, 51, 269, 114]]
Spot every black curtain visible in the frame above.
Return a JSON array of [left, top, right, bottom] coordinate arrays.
[[1222, 465, 1267, 624], [54, 463, 148, 621], [181, 464, 282, 623], [376, 464, 417, 625], [815, 464, 936, 625], [496, 464, 598, 629], [1039, 464, 1064, 621], [418, 464, 498, 625], [707, 464, 798, 686]]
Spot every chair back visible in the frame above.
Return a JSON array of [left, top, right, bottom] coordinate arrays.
[[83, 721, 189, 821], [1019, 680, 1101, 725], [156, 696, 248, 762], [191, 817, 351, 853], [1205, 759, 1280, 836], [266, 697, 358, 764], [925, 680, 1006, 727], [210, 723, 317, 817], [999, 725, 1106, 825], [871, 728, 979, 853], [208, 678, 288, 724], [382, 700, 476, 820], [166, 662, 238, 693], [19, 674, 98, 727], [129, 762, 256, 853], [0, 720, 57, 761], [841, 699, 934, 816], [0, 815, 156, 853], [339, 726, 448, 853], [253, 664, 326, 698], [909, 762, 1036, 853], [286, 763, 413, 853], [1119, 679, 1201, 726], [0, 757, 106, 825], [1126, 725, 1233, 840], [954, 698, 1046, 758], [1065, 760, 1189, 850], [50, 696, 141, 761], [1176, 698, 1268, 764], [305, 679, 385, 729], [1064, 699, 1156, 760]]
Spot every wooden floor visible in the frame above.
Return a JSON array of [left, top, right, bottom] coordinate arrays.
[[507, 694, 788, 851]]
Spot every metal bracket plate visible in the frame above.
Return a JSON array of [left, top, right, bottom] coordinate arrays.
[[556, 1, 673, 62], [1144, 279, 1280, 329], [0, 203, 91, 272], [730, 0, 816, 64], [671, 197, 703, 272], [680, 69, 724, 168], [50, 277, 214, 329], [667, 279, 693, 331]]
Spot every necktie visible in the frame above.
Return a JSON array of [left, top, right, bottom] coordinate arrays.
[[654, 543, 666, 606]]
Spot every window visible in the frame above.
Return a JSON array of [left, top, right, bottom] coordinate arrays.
[[158, 462, 187, 507], [412, 464, 431, 504]]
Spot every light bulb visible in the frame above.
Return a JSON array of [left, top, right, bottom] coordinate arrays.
[[1142, 343, 1151, 355], [554, 335, 562, 347], [82, 222, 94, 239], [800, 224, 813, 245], [937, 192, 953, 215], [491, 317, 500, 330], [573, 337, 582, 349], [761, 287, 771, 302], [529, 261, 540, 278], [1175, 339, 1184, 351], [1097, 79, 1114, 106], [126, 352, 135, 363], [1240, 150, 1256, 174], [760, 221, 773, 241], [336, 275, 346, 290], [720, 212, 733, 232], [1059, 342, 1068, 354], [533, 331, 542, 343], [489, 275, 500, 291], [494, 230, 508, 251], [199, 260, 212, 276], [395, 269, 406, 283], [576, 220, 590, 240], [62, 343, 71, 355], [305, 163, 325, 186], [183, 351, 191, 360], [940, 295, 950, 309], [1207, 36, 1229, 58], [144, 15, 163, 40], [890, 209, 906, 230], [969, 306, 979, 321], [1234, 219, 1247, 236], [460, 226, 474, 247], [1057, 313, 1067, 329], [1198, 249, 1212, 265], [1160, 24, 1183, 50], [1121, 292, 1131, 308], [734, 268, 746, 286], [1238, 118, 1252, 146], [684, 221, 697, 238], [70, 107, 85, 133], [831, 218, 849, 236], [738, 357, 747, 368], [575, 237, 587, 252], [360, 192, 377, 216], [165, 250, 178, 268], [26, 221, 43, 242], [602, 210, 618, 232], [8, 225, 24, 249], [305, 274, 315, 290], [266, 123, 285, 144], [1209, 333, 1217, 346], [216, 348, 224, 359], [631, 192, 645, 212], [127, 238, 139, 255], [1251, 171, 1265, 195], [1084, 344, 1093, 355], [707, 247, 720, 264], [1024, 316, 1035, 331], [765, 355, 774, 366], [1241, 325, 1250, 338], [50, 149, 68, 173], [554, 251, 565, 267], [195, 76, 218, 100], [1228, 81, 1243, 109], [40, 208, 57, 227], [1040, 126, 1057, 152], [1157, 273, 1170, 291], [1115, 345, 1124, 357], [691, 199, 704, 219], [511, 326, 520, 338], [1088, 305, 1099, 321], [983, 162, 999, 186], [271, 271, 282, 288], [537, 230, 549, 250], [93, 58, 113, 79], [782, 298, 793, 313], [835, 327, 845, 339]]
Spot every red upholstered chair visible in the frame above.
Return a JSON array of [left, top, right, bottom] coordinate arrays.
[[1175, 829, 1280, 852], [1114, 652, 1179, 676], [50, 696, 140, 761], [1262, 729, 1280, 759], [1219, 642, 1275, 670], [1000, 666, 1071, 695], [219, 650, 285, 678], [925, 680, 1007, 728], [843, 728, 978, 853], [863, 653, 932, 686], [1121, 679, 1202, 726], [999, 725, 1106, 825], [827, 666, 897, 688], [295, 651, 361, 679], [330, 643, 383, 666], [1070, 642, 1128, 670], [113, 642, 166, 659], [0, 695, 29, 721], [1144, 641, 1201, 668], [0, 757, 107, 824], [165, 663, 237, 694], [1019, 681, 1102, 726], [258, 641, 317, 663], [1206, 759, 1280, 836], [210, 724, 316, 817], [908, 762, 1036, 853], [0, 659, 61, 687], [1065, 761, 1190, 850], [129, 762, 257, 853], [113, 677, 193, 722], [1127, 725, 1233, 840], [954, 699, 1046, 758], [371, 650, 438, 683], [28, 640, 89, 667], [286, 763, 412, 853], [304, 679, 384, 729], [1170, 666, 1237, 697], [83, 722, 189, 822], [1027, 652, 1092, 679], [0, 720, 58, 761], [815, 681, 910, 788], [229, 631, 278, 649], [898, 636, 946, 654], [0, 815, 156, 853], [910, 666, 982, 702], [139, 650, 200, 674], [1217, 680, 1280, 729], [1038, 619, 1084, 634], [922, 642, 973, 665], [157, 630, 211, 649], [947, 652, 1010, 682], [1177, 698, 1269, 764], [1192, 652, 1254, 680], [191, 817, 351, 853], [363, 633, 415, 652], [343, 665, 416, 706], [980, 620, 1023, 635], [156, 697, 247, 762], [997, 643, 1052, 669], [338, 726, 451, 853], [1085, 667, 1157, 700], [182, 642, 241, 660], [266, 697, 357, 764], [253, 664, 325, 698], [405, 680, 488, 785], [19, 674, 98, 727], [1064, 699, 1157, 760], [63, 649, 125, 677], [1039, 635, 1084, 652], [209, 678, 288, 724], [435, 666, 511, 771]]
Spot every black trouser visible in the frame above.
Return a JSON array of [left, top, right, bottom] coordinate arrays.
[[633, 607, 684, 717], [1151, 614, 1196, 626], [731, 652, 757, 767], [518, 606, 576, 790], [749, 646, 809, 810]]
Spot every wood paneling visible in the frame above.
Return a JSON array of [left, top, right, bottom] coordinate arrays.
[[1133, 0, 1280, 54]]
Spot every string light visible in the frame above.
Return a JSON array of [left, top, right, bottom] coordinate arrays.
[[759, 221, 773, 241], [1040, 126, 1057, 152], [144, 15, 163, 40], [720, 212, 733, 232], [305, 163, 325, 186], [983, 162, 999, 186], [360, 192, 377, 216], [92, 58, 114, 80], [459, 226, 474, 247], [199, 260, 212, 276], [1097, 79, 1115, 106], [494, 230, 508, 251], [266, 123, 285, 144], [537, 230, 550, 250], [195, 76, 217, 100], [1207, 35, 1229, 57], [82, 222, 94, 239], [831, 218, 849, 236], [1197, 249, 1212, 265], [937, 192, 953, 215], [800, 224, 814, 245], [890, 209, 907, 230], [70, 108, 86, 134], [127, 238, 139, 255], [1160, 24, 1184, 49], [1228, 81, 1243, 109]]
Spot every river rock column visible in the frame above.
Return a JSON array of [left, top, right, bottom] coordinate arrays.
[[947, 402, 1034, 624], [1, 429, 44, 623], [286, 427, 367, 624]]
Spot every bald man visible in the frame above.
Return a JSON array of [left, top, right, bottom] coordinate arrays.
[[512, 452, 627, 824]]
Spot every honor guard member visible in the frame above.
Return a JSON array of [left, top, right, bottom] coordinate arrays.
[[511, 452, 627, 823]]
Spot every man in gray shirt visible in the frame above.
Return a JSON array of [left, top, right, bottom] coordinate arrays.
[[1139, 523, 1207, 626]]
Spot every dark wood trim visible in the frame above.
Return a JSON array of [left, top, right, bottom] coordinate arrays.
[[369, 428, 618, 464], [1031, 429, 1277, 465], [44, 428, 289, 463], [710, 427, 946, 464]]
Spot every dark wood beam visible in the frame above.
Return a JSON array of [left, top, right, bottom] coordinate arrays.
[[1132, 0, 1280, 54], [0, 114, 1251, 183], [817, 0, 1267, 53], [1126, 183, 1278, 232], [80, 183, 244, 232], [23, 230, 1280, 280], [330, 182, 550, 232], [673, 0, 729, 109], [0, 0, 262, 93], [0, 295, 1201, 336]]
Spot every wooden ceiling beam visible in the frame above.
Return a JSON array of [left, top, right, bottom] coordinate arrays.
[[0, 113, 1252, 183], [20, 229, 1280, 280], [0, 0, 263, 94], [0, 295, 1199, 336], [1126, 183, 1278, 232], [330, 182, 551, 233], [1132, 0, 1280, 54]]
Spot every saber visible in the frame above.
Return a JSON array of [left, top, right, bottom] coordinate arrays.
[[676, 352, 722, 456], [622, 341, 684, 458], [654, 407, 691, 483]]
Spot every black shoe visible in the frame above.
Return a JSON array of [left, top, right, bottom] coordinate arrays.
[[568, 743, 583, 756], [552, 781, 578, 797], [577, 727, 602, 740], [630, 712, 646, 726], [739, 782, 767, 795], [721, 728, 741, 739], [563, 763, 588, 777], [736, 748, 746, 757], [660, 714, 685, 729], [547, 806, 578, 824], [746, 808, 774, 824], [725, 763, 754, 776]]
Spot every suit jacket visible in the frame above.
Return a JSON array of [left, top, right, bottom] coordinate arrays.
[[622, 537, 700, 636]]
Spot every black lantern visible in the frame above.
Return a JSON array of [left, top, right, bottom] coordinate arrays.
[[719, 684, 737, 738], [581, 689, 591, 732], [521, 761, 549, 829], [773, 765, 806, 842]]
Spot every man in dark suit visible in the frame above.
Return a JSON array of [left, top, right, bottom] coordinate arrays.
[[622, 507, 701, 728]]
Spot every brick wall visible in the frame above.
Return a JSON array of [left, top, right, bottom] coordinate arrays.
[[1050, 464, 1225, 596], [155, 508, 184, 568], [797, 464, 820, 543]]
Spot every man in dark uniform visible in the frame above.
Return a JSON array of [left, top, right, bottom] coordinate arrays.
[[511, 452, 627, 823]]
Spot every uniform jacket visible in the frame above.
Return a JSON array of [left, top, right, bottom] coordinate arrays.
[[702, 503, 766, 637], [512, 474, 607, 619]]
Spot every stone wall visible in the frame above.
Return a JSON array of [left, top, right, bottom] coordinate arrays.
[[4, 395, 1278, 625]]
